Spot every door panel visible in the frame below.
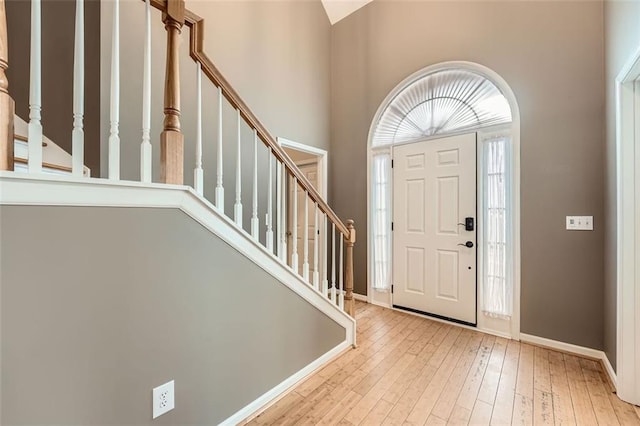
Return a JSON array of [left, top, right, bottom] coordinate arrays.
[[393, 133, 477, 324]]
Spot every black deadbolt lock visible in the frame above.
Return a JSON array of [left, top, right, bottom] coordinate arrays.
[[465, 217, 474, 231]]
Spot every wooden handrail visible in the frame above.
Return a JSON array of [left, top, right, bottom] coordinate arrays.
[[0, 0, 14, 171], [187, 15, 350, 237]]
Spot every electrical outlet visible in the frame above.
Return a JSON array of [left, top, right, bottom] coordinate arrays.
[[152, 380, 174, 419]]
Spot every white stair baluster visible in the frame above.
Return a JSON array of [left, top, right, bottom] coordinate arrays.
[[291, 176, 299, 273], [280, 167, 288, 262], [331, 223, 337, 303], [322, 213, 329, 297], [215, 86, 224, 210], [194, 63, 203, 195], [302, 190, 309, 282], [313, 203, 320, 290], [28, 0, 42, 173], [108, 0, 119, 179], [266, 148, 274, 251], [234, 110, 242, 226], [140, 0, 152, 182], [72, 0, 84, 177], [276, 161, 283, 258], [251, 129, 259, 240], [339, 233, 344, 310]]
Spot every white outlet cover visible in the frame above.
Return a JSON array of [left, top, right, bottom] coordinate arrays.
[[152, 380, 175, 419], [566, 216, 594, 231]]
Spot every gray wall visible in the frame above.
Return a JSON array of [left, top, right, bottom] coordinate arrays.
[[603, 0, 640, 371], [330, 1, 606, 349], [1, 206, 345, 425], [6, 0, 101, 176]]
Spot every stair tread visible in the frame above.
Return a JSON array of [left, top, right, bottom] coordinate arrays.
[[14, 133, 48, 146], [13, 156, 72, 173]]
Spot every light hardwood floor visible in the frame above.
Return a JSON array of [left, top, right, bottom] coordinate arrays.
[[249, 302, 640, 425]]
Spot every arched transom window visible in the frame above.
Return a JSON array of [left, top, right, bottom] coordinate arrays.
[[371, 68, 512, 147]]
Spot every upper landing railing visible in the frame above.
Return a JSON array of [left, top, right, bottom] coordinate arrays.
[[0, 0, 356, 317]]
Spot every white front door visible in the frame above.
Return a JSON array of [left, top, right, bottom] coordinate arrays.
[[393, 133, 477, 324]]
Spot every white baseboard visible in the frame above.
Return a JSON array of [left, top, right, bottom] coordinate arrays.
[[353, 293, 368, 302], [520, 333, 617, 389], [602, 352, 617, 389], [224, 340, 351, 425]]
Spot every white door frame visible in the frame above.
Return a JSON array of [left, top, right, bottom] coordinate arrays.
[[366, 61, 521, 340], [615, 45, 640, 405], [277, 137, 328, 200]]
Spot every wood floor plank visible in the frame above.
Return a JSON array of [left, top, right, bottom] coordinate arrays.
[[580, 358, 620, 426], [247, 391, 302, 425], [534, 346, 552, 393], [634, 405, 640, 421], [359, 398, 394, 425], [381, 328, 441, 405], [425, 414, 447, 425], [382, 328, 458, 425], [515, 343, 534, 399], [490, 339, 520, 425], [476, 337, 508, 405], [533, 388, 555, 425], [297, 369, 331, 397], [253, 303, 640, 426], [511, 392, 534, 426], [343, 352, 416, 424], [405, 330, 472, 424], [468, 400, 493, 426], [276, 384, 333, 425], [548, 350, 576, 426], [608, 391, 640, 425], [318, 391, 362, 425], [431, 332, 484, 420], [564, 354, 598, 426], [448, 404, 472, 425], [455, 334, 495, 411]]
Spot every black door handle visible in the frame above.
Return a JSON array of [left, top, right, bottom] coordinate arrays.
[[457, 241, 474, 248]]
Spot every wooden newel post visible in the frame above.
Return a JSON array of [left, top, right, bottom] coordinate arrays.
[[160, 0, 185, 184], [0, 0, 14, 171], [345, 219, 356, 318]]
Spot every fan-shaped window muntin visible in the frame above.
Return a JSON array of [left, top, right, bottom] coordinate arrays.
[[372, 69, 512, 147]]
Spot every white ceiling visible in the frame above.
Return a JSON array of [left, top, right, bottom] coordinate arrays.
[[321, 0, 373, 25]]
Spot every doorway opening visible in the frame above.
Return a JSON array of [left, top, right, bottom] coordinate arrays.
[[367, 61, 521, 338], [278, 138, 328, 279]]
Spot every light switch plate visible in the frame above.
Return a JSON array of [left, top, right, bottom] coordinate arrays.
[[152, 380, 175, 419], [566, 216, 594, 231]]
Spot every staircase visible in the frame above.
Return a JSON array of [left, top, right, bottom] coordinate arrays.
[[0, 0, 356, 424]]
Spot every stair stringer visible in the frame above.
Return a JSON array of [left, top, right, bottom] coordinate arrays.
[[0, 172, 356, 425]]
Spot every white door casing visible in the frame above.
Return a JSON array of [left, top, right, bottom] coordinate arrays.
[[393, 133, 477, 324], [616, 46, 640, 404]]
